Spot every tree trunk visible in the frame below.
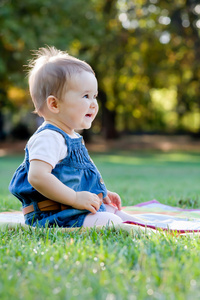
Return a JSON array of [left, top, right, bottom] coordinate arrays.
[[98, 90, 118, 139]]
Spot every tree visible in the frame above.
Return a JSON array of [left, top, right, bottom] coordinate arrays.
[[0, 0, 105, 137], [0, 0, 200, 138]]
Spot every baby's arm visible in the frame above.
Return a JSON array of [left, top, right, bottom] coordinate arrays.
[[28, 160, 101, 214]]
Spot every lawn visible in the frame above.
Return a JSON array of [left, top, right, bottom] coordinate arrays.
[[0, 150, 200, 300]]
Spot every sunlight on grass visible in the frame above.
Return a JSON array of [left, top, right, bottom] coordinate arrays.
[[0, 152, 200, 299], [1, 226, 200, 299], [94, 152, 200, 165], [1, 151, 200, 211], [92, 151, 200, 208]]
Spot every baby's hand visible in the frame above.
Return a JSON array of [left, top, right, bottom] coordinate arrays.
[[103, 191, 122, 210], [75, 191, 101, 214]]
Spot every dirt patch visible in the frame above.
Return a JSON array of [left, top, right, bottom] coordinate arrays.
[[0, 140, 26, 156], [1, 135, 200, 156], [87, 135, 200, 152]]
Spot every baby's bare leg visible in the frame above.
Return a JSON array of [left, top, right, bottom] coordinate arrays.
[[82, 204, 144, 227], [82, 211, 122, 227], [104, 204, 142, 223]]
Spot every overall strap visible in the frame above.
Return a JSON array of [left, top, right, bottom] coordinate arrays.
[[35, 123, 82, 151]]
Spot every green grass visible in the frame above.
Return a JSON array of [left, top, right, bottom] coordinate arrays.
[[94, 151, 200, 208], [0, 151, 200, 300]]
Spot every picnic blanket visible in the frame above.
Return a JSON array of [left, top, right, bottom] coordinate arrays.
[[122, 200, 200, 234], [1, 200, 200, 234]]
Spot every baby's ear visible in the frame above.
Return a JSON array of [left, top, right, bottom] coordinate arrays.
[[46, 96, 59, 113]]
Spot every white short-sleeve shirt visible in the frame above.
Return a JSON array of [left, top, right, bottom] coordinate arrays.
[[27, 129, 67, 168]]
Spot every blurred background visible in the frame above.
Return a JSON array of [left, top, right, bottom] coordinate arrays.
[[0, 0, 200, 147]]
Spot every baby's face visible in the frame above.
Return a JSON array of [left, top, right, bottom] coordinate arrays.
[[56, 71, 99, 135]]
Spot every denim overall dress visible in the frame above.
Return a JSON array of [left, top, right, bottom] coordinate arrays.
[[9, 124, 107, 227]]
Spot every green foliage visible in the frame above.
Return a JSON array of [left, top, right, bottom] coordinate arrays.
[[0, 0, 200, 134]]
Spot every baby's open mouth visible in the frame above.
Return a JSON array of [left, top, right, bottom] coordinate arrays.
[[85, 114, 92, 117]]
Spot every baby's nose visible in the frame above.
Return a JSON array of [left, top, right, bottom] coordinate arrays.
[[90, 98, 98, 107]]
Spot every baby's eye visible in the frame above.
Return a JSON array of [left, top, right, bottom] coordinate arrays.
[[83, 94, 89, 99]]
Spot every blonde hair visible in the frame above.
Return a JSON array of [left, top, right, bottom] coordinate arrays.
[[28, 46, 95, 114]]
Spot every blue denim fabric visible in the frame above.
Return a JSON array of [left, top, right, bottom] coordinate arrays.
[[25, 203, 106, 228], [9, 124, 107, 227]]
